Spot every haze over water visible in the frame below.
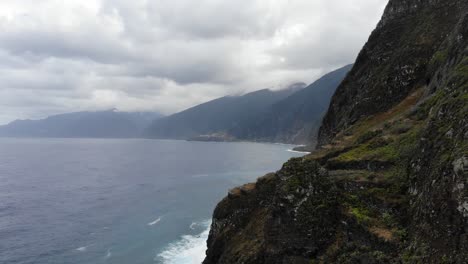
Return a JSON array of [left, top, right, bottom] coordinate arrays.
[[0, 138, 303, 264]]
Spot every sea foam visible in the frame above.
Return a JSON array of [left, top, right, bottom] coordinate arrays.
[[75, 246, 88, 252], [286, 149, 311, 154], [156, 220, 211, 264], [189, 222, 197, 230], [148, 217, 162, 226]]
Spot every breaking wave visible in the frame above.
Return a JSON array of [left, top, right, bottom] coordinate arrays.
[[156, 220, 211, 264]]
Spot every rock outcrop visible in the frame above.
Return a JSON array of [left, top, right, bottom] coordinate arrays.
[[205, 160, 341, 264], [204, 0, 468, 263], [318, 0, 467, 146]]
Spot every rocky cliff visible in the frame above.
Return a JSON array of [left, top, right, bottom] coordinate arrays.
[[204, 0, 468, 263], [318, 0, 467, 146]]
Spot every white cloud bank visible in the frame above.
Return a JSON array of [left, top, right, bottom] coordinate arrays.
[[0, 0, 387, 124]]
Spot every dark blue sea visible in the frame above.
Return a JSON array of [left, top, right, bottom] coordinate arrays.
[[0, 138, 304, 264]]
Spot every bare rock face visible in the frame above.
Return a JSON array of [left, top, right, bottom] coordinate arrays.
[[204, 0, 468, 263], [403, 12, 468, 261], [318, 0, 467, 146], [204, 159, 341, 264]]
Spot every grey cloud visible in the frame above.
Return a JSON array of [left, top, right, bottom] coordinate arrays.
[[0, 29, 135, 64], [100, 0, 283, 40], [147, 0, 282, 39], [0, 0, 388, 124]]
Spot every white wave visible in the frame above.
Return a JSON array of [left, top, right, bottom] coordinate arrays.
[[156, 221, 211, 264], [76, 246, 88, 252], [189, 222, 197, 230], [148, 217, 162, 226], [104, 249, 112, 259], [286, 149, 311, 154], [273, 142, 292, 146]]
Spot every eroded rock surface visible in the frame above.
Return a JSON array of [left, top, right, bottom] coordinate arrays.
[[204, 0, 468, 263]]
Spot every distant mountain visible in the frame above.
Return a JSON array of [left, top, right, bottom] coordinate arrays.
[[145, 83, 306, 140], [146, 65, 351, 144], [232, 64, 353, 144], [0, 110, 163, 138]]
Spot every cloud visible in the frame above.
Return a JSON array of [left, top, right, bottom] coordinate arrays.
[[0, 0, 388, 124]]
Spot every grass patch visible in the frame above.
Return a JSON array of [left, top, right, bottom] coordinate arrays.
[[429, 50, 448, 68], [332, 141, 399, 163], [349, 207, 372, 224], [356, 130, 383, 144], [329, 100, 424, 169], [329, 88, 425, 149]]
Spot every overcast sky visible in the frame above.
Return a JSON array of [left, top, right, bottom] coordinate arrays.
[[0, 0, 387, 124]]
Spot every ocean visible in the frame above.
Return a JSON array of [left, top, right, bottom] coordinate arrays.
[[0, 138, 304, 264]]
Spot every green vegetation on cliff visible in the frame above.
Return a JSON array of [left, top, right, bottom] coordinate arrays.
[[204, 0, 468, 263]]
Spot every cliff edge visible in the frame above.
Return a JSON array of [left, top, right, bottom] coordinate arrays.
[[204, 0, 468, 263]]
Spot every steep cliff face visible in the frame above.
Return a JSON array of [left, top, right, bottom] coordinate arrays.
[[204, 160, 341, 264], [318, 0, 467, 146], [204, 0, 468, 263], [204, 159, 402, 263], [404, 12, 468, 260]]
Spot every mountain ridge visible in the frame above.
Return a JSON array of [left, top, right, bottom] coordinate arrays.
[[145, 85, 304, 140], [146, 65, 352, 144], [233, 64, 352, 144], [0, 110, 162, 138]]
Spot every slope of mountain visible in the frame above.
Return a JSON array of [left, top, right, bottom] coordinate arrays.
[[145, 83, 306, 140], [233, 64, 352, 144], [0, 110, 162, 138], [146, 65, 351, 144], [204, 0, 468, 263]]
